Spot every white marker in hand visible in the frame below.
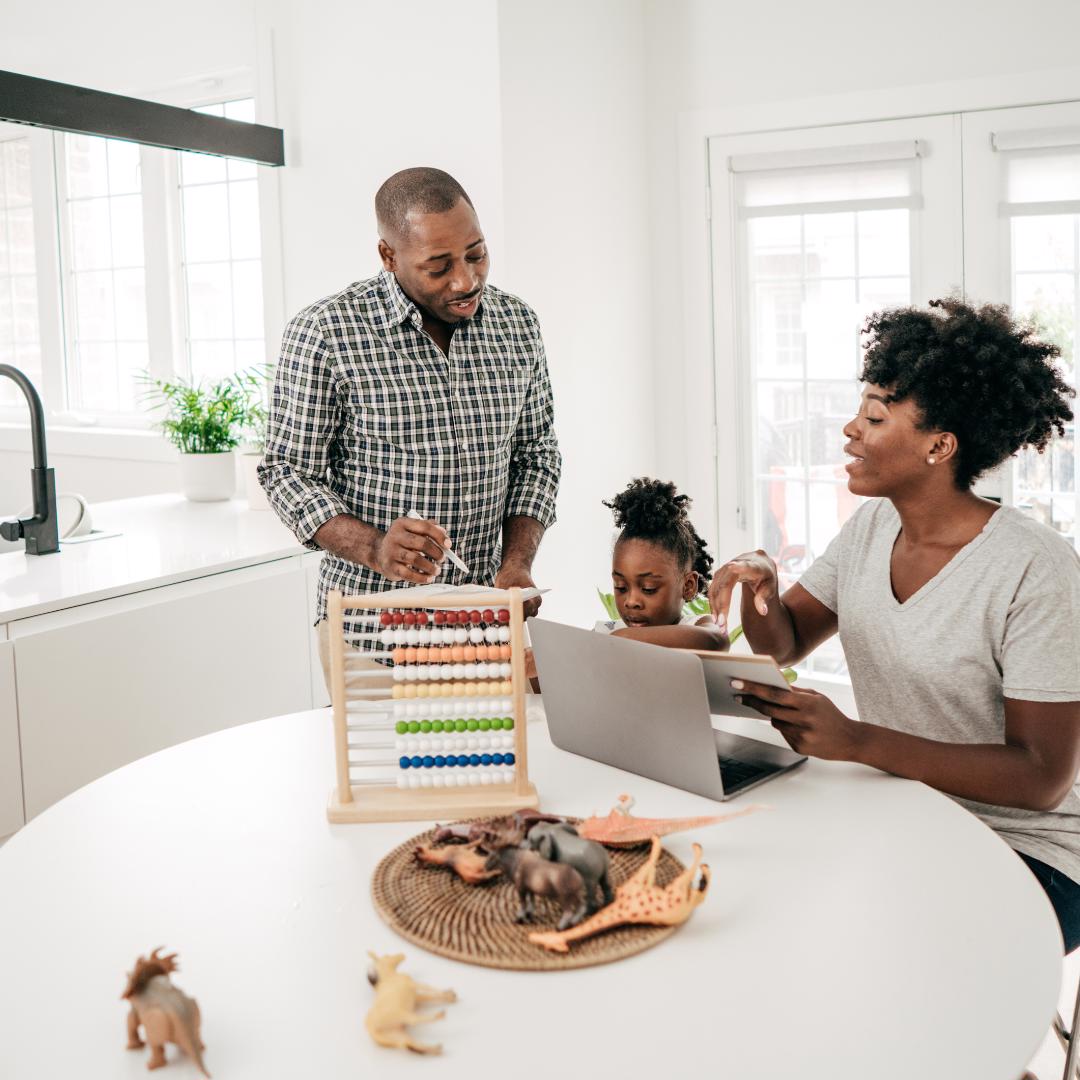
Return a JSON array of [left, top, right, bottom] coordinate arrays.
[[406, 510, 471, 576]]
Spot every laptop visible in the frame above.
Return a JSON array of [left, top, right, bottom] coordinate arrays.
[[528, 618, 807, 801]]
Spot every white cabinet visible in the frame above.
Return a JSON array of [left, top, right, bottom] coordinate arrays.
[[0, 635, 23, 838], [12, 557, 312, 820]]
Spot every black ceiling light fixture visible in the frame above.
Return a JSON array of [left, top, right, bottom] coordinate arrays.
[[0, 69, 285, 166]]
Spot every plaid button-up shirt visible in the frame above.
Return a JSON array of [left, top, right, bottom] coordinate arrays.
[[260, 270, 561, 622]]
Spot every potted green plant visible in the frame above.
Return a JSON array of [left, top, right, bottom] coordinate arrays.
[[139, 369, 268, 502]]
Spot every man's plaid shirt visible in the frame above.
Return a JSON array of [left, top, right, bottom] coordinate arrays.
[[260, 270, 561, 622]]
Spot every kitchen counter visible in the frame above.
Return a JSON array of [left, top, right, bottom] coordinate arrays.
[[0, 494, 304, 623]]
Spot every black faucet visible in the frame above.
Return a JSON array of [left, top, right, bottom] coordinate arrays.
[[0, 364, 59, 555]]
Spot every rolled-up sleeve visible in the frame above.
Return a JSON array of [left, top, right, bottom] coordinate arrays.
[[258, 310, 350, 548], [503, 312, 561, 528]]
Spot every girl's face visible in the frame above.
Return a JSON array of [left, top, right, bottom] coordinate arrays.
[[842, 383, 950, 498], [611, 538, 698, 627]]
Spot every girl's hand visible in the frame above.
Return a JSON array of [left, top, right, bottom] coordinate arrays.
[[708, 550, 780, 633], [731, 678, 863, 762]]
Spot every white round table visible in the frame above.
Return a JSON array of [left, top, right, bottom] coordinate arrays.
[[0, 706, 1063, 1079]]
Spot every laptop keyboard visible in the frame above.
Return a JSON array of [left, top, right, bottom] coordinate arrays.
[[718, 756, 771, 791]]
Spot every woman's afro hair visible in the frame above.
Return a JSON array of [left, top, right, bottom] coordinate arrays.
[[603, 478, 714, 593], [860, 297, 1074, 489]]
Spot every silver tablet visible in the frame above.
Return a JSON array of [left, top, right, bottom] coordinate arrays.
[[682, 650, 793, 719]]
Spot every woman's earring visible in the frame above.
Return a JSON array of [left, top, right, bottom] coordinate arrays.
[[928, 456, 936, 464]]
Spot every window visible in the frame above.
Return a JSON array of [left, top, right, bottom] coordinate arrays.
[[712, 105, 1080, 677], [0, 134, 41, 410], [178, 99, 264, 383], [711, 117, 962, 674], [0, 93, 273, 428], [58, 133, 148, 413]]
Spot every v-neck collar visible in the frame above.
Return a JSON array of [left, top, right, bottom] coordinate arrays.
[[885, 503, 1006, 611]]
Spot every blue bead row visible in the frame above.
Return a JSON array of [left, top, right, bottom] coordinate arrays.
[[398, 752, 516, 770]]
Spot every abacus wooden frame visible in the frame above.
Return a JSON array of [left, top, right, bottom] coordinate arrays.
[[326, 586, 540, 823]]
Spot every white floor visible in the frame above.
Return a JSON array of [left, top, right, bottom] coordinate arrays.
[[1026, 951, 1080, 1079]]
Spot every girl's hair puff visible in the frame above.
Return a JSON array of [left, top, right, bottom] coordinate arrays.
[[603, 478, 713, 593]]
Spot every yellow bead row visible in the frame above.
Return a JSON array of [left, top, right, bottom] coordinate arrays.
[[391, 680, 514, 700]]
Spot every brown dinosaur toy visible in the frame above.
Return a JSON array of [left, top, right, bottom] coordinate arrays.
[[528, 836, 710, 953], [122, 948, 209, 1076]]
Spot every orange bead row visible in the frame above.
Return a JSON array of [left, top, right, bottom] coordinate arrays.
[[391, 644, 513, 665]]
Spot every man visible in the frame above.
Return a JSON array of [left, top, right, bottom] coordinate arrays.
[[260, 167, 561, 683]]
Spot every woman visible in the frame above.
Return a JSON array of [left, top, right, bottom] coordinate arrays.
[[709, 298, 1080, 950]]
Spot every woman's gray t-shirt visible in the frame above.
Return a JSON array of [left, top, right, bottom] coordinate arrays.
[[800, 499, 1080, 882]]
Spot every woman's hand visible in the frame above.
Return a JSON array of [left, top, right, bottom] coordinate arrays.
[[708, 550, 780, 633], [731, 678, 863, 762]]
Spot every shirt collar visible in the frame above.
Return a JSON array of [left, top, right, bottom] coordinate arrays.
[[378, 268, 488, 332], [380, 269, 420, 328]]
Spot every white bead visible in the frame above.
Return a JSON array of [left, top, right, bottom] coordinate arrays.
[[419, 739, 430, 751], [477, 736, 490, 750], [498, 627, 511, 643], [499, 662, 512, 678], [425, 701, 439, 717], [397, 775, 408, 789], [432, 774, 445, 787], [421, 774, 433, 788], [404, 628, 419, 646], [484, 626, 500, 644], [439, 664, 454, 680], [453, 628, 468, 644], [468, 627, 484, 644], [441, 628, 456, 645], [469, 773, 481, 786], [409, 775, 422, 789], [392, 666, 405, 682], [452, 663, 467, 680], [502, 770, 514, 784], [457, 774, 469, 787], [467, 736, 478, 750], [480, 773, 493, 785]]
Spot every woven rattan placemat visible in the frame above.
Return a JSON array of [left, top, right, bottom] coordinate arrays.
[[371, 822, 687, 971]]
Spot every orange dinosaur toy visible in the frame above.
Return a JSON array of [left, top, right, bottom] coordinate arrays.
[[122, 948, 209, 1077], [527, 836, 710, 953], [577, 793, 766, 847], [414, 840, 501, 884]]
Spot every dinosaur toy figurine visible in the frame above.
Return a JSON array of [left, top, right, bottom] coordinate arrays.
[[414, 840, 501, 884], [527, 836, 710, 953], [576, 793, 766, 847], [121, 948, 210, 1077], [365, 952, 457, 1055]]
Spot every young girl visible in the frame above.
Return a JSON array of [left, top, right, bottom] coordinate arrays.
[[597, 478, 728, 652]]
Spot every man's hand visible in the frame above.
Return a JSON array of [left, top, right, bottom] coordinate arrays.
[[495, 562, 541, 617], [372, 516, 450, 584], [730, 678, 863, 762]]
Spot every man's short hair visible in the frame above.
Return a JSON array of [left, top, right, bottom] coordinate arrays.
[[375, 167, 474, 242]]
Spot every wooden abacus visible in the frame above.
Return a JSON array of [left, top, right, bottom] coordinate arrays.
[[326, 586, 540, 823]]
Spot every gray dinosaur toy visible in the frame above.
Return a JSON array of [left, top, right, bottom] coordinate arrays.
[[527, 822, 614, 914]]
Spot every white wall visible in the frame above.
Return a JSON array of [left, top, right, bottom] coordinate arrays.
[[497, 0, 657, 626], [256, 0, 506, 317]]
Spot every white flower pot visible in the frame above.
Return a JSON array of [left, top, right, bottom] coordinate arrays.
[[241, 452, 270, 510], [179, 451, 236, 502]]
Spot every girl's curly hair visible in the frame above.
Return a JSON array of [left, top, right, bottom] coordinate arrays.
[[603, 478, 714, 593], [860, 297, 1074, 489]]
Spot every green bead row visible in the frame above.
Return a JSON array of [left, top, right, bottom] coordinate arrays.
[[395, 717, 515, 734]]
